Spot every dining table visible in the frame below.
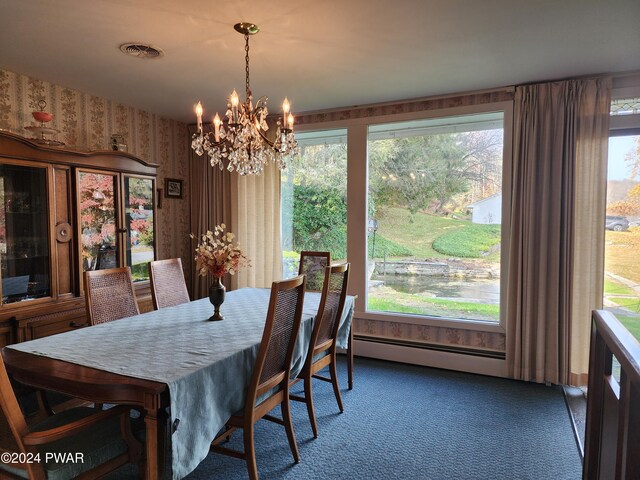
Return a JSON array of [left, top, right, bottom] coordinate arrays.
[[1, 287, 355, 480]]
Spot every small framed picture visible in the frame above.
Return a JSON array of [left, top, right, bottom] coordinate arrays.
[[165, 178, 183, 199]]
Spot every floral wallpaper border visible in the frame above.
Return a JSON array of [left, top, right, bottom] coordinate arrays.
[[296, 89, 514, 125], [354, 318, 506, 352]]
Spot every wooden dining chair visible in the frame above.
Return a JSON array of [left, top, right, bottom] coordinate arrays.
[[211, 275, 306, 480], [298, 251, 331, 292], [84, 267, 140, 325], [290, 262, 350, 438], [148, 258, 190, 309], [0, 355, 143, 480], [299, 252, 355, 391]]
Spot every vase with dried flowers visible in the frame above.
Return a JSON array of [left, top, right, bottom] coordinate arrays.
[[191, 224, 249, 321]]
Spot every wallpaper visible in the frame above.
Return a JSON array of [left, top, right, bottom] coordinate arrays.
[[0, 68, 192, 281]]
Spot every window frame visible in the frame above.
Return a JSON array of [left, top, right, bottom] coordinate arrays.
[[280, 127, 349, 278], [363, 109, 509, 330], [295, 101, 513, 335], [602, 86, 640, 339]]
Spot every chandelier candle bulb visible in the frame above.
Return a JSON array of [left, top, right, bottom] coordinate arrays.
[[195, 102, 203, 131], [288, 113, 294, 129], [213, 114, 221, 142], [283, 97, 290, 128], [230, 90, 239, 123]]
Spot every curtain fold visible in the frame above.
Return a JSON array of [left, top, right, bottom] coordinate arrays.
[[188, 124, 234, 299], [569, 78, 612, 385], [232, 161, 283, 289], [188, 124, 282, 293], [506, 77, 611, 385]]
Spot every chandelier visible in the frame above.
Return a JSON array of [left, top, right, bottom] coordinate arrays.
[[191, 22, 298, 175]]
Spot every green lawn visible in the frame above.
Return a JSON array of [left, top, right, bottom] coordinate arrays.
[[605, 228, 640, 285], [369, 234, 413, 257], [433, 223, 501, 258], [369, 207, 640, 336], [607, 297, 640, 310], [604, 265, 640, 341], [368, 286, 499, 322], [374, 207, 472, 259], [369, 206, 500, 321], [615, 314, 640, 341], [604, 278, 636, 296]]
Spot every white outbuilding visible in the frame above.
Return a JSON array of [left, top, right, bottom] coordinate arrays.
[[467, 193, 502, 224]]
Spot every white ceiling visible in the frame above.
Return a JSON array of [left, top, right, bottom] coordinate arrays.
[[1, 0, 639, 123]]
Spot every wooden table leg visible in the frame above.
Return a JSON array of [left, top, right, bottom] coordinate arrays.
[[145, 406, 168, 480], [347, 324, 354, 390]]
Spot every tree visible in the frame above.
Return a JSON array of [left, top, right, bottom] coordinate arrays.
[[282, 141, 348, 254], [369, 135, 465, 220], [79, 175, 154, 270], [288, 142, 347, 195], [625, 136, 640, 179], [456, 129, 503, 205], [368, 129, 502, 221], [126, 177, 153, 247], [606, 183, 640, 216], [607, 200, 638, 216], [78, 173, 116, 270], [291, 185, 347, 258], [629, 183, 640, 204]]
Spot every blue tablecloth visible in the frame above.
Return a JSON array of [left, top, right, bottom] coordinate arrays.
[[8, 288, 354, 479]]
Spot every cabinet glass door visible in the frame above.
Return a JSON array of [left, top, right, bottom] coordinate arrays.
[[0, 164, 50, 304], [78, 171, 119, 272], [124, 176, 155, 281]]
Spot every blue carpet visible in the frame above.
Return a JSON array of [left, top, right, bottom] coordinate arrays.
[[110, 357, 582, 479]]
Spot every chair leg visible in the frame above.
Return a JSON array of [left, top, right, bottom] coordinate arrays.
[[347, 324, 354, 390], [281, 397, 300, 463], [329, 359, 344, 412], [243, 423, 259, 480], [304, 373, 319, 438]]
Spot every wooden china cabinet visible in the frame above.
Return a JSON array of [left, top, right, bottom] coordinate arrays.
[[0, 131, 158, 347]]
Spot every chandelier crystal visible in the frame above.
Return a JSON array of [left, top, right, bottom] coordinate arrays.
[[191, 22, 298, 175]]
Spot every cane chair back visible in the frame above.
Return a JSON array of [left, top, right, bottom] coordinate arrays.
[[255, 276, 307, 392], [298, 251, 330, 292], [84, 267, 139, 326], [290, 263, 350, 438], [313, 263, 350, 352], [0, 354, 142, 479], [149, 258, 190, 309], [211, 275, 306, 480]]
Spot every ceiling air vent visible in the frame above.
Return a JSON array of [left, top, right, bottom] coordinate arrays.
[[119, 43, 164, 59]]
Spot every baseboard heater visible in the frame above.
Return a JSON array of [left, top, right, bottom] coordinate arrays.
[[354, 334, 506, 360]]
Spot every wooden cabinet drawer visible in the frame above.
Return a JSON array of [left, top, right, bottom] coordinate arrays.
[[0, 324, 14, 348], [22, 308, 88, 341]]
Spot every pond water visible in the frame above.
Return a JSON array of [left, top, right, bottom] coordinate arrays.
[[370, 274, 500, 304]]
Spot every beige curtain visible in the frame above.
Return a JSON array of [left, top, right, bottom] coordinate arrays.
[[188, 124, 234, 299], [506, 77, 611, 385], [231, 161, 283, 289], [570, 79, 612, 386]]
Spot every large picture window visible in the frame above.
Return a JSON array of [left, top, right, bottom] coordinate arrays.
[[366, 113, 505, 323], [604, 133, 640, 341], [281, 129, 347, 277]]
